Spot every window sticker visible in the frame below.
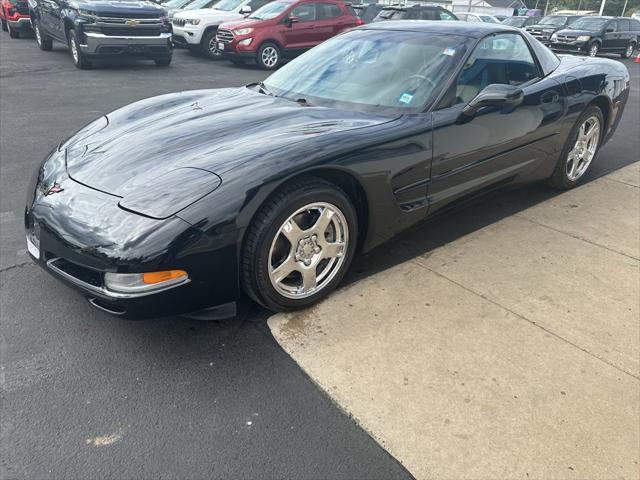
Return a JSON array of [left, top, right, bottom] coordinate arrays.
[[399, 93, 414, 104], [442, 47, 456, 56]]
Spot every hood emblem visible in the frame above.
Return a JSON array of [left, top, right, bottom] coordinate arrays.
[[46, 183, 64, 196], [125, 19, 140, 26]]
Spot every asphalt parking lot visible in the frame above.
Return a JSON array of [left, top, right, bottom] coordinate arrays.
[[1, 34, 639, 479]]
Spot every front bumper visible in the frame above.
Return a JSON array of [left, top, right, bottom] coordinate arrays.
[[25, 154, 239, 318], [8, 17, 31, 31], [550, 42, 589, 54], [80, 32, 173, 56], [172, 25, 202, 44]]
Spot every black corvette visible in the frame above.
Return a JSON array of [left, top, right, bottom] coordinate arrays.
[[25, 22, 630, 318]]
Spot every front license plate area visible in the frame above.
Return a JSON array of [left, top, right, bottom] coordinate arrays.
[[217, 42, 224, 51]]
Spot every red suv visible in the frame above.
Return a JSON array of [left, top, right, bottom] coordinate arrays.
[[217, 0, 363, 69], [0, 0, 31, 38]]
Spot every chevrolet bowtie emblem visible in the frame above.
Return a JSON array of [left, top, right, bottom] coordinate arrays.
[[125, 19, 140, 26]]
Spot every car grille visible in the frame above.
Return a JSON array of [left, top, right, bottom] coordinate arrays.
[[555, 34, 577, 43], [48, 257, 103, 289], [100, 26, 162, 36], [172, 18, 187, 26], [97, 12, 162, 19], [216, 28, 233, 43]]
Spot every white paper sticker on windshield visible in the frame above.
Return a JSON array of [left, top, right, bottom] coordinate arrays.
[[442, 47, 456, 56], [399, 93, 414, 104]]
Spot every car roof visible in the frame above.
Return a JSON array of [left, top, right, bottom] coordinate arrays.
[[363, 20, 521, 38]]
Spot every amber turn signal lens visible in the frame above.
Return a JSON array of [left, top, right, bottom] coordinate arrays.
[[142, 270, 188, 285]]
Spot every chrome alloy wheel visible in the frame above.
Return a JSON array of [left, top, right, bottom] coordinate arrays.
[[625, 44, 634, 58], [261, 46, 278, 68], [70, 36, 79, 64], [207, 37, 221, 56], [566, 115, 600, 181], [589, 43, 598, 57], [268, 202, 349, 299]]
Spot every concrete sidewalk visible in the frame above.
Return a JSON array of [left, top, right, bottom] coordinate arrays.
[[268, 162, 640, 479]]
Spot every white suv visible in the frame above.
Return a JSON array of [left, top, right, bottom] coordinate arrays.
[[172, 0, 272, 58]]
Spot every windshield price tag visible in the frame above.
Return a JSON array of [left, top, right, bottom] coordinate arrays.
[[442, 47, 456, 56]]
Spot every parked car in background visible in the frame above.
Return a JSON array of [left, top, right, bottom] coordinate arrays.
[[550, 16, 640, 57], [164, 0, 196, 19], [456, 12, 500, 23], [501, 15, 539, 28], [30, 0, 173, 68], [172, 0, 271, 59], [1, 0, 30, 38], [352, 2, 383, 23], [372, 5, 457, 22], [525, 14, 582, 45], [494, 14, 508, 22], [217, 0, 363, 69]]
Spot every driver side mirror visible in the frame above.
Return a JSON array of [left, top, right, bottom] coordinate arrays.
[[239, 5, 251, 15], [457, 84, 524, 123], [286, 15, 299, 25], [605, 27, 614, 32]]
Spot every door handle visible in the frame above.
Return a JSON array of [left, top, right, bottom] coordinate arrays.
[[541, 90, 559, 104]]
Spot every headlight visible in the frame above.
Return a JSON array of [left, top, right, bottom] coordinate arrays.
[[233, 27, 253, 35], [104, 270, 189, 294], [551, 33, 558, 42], [185, 18, 200, 25], [577, 35, 591, 42]]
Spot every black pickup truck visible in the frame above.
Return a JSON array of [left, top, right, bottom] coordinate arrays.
[[29, 0, 173, 68]]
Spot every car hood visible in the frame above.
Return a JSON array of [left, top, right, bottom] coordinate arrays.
[[221, 17, 268, 29], [174, 8, 240, 20], [555, 28, 598, 35], [76, 0, 165, 16], [64, 88, 395, 198]]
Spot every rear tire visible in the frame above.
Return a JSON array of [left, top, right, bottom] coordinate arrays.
[[200, 29, 223, 60], [256, 42, 280, 70], [1, 19, 8, 32], [547, 105, 603, 190], [34, 19, 52, 51], [587, 41, 599, 57], [68, 28, 92, 69], [241, 176, 358, 312], [154, 55, 172, 66], [621, 42, 636, 59]]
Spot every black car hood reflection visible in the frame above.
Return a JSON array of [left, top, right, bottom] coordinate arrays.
[[65, 87, 395, 197]]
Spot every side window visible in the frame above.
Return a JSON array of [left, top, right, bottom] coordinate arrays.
[[439, 9, 456, 20], [631, 20, 640, 32], [606, 21, 616, 32], [290, 3, 316, 22], [419, 8, 438, 20], [619, 19, 630, 31], [454, 33, 539, 105], [317, 3, 341, 20], [248, 0, 270, 11]]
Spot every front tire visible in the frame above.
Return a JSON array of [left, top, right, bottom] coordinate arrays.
[[200, 29, 223, 60], [8, 23, 19, 38], [548, 105, 603, 190], [242, 176, 358, 312], [621, 42, 636, 59], [34, 19, 53, 51], [256, 42, 280, 70], [68, 28, 92, 69], [154, 55, 172, 66], [587, 41, 599, 57]]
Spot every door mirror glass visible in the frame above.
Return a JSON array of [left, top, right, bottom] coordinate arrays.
[[286, 15, 299, 24], [457, 84, 524, 122], [605, 27, 614, 32], [239, 5, 251, 14]]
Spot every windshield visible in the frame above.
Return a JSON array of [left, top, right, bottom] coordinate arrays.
[[480, 15, 499, 23], [164, 0, 193, 8], [185, 0, 216, 9], [213, 0, 244, 11], [262, 30, 469, 113], [502, 17, 526, 26], [569, 17, 608, 30], [538, 15, 567, 25], [250, 1, 290, 19]]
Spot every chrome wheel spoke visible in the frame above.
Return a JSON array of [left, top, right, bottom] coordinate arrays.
[[281, 218, 304, 245], [311, 207, 334, 236], [300, 266, 317, 292], [320, 241, 345, 260], [272, 254, 297, 284]]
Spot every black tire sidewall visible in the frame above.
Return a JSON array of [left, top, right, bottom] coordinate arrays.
[[248, 184, 358, 311], [256, 42, 280, 70], [201, 30, 222, 59]]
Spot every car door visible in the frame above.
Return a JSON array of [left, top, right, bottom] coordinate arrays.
[[428, 32, 566, 213], [617, 19, 632, 49], [281, 2, 317, 51], [601, 20, 618, 51]]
